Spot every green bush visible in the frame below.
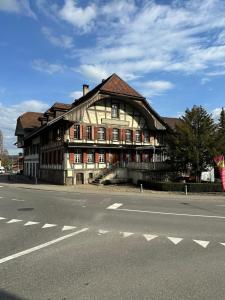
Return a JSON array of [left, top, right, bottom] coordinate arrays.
[[137, 180, 223, 193]]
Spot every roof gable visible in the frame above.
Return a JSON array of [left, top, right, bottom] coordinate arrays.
[[100, 74, 144, 98]]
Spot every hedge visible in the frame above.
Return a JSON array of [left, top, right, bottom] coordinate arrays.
[[137, 180, 223, 193]]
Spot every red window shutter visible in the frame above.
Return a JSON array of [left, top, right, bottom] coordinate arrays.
[[106, 128, 109, 141], [69, 151, 74, 164], [95, 151, 99, 163], [141, 131, 145, 143], [132, 130, 136, 142], [109, 128, 113, 141], [80, 125, 83, 140], [106, 152, 110, 163], [120, 129, 124, 141], [132, 152, 136, 162], [94, 127, 98, 140], [69, 126, 74, 142], [83, 150, 87, 163], [83, 125, 86, 140]]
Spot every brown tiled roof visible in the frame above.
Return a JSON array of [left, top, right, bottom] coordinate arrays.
[[162, 117, 181, 130], [19, 112, 43, 130], [100, 74, 144, 98], [73, 73, 144, 107], [45, 102, 72, 114]]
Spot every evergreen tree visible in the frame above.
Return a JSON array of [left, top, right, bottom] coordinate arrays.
[[169, 105, 217, 181], [216, 107, 225, 155]]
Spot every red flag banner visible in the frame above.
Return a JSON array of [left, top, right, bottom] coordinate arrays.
[[214, 155, 225, 191]]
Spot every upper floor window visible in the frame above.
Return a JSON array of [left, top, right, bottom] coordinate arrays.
[[74, 125, 80, 140], [112, 128, 119, 141], [111, 104, 119, 118], [135, 130, 141, 142], [143, 130, 149, 143], [98, 127, 105, 141], [125, 129, 132, 142], [86, 126, 92, 140], [74, 149, 82, 163], [156, 133, 164, 145]]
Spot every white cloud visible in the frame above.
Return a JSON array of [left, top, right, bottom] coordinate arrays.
[[212, 107, 222, 120], [0, 100, 49, 154], [79, 64, 109, 82], [69, 90, 83, 99], [58, 0, 96, 31], [0, 0, 36, 18], [31, 59, 65, 74], [136, 80, 174, 97], [42, 27, 74, 49]]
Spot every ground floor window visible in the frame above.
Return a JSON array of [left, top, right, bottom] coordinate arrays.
[[99, 150, 105, 163], [75, 149, 82, 163], [87, 149, 94, 163]]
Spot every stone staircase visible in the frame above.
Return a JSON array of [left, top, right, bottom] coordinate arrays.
[[91, 161, 121, 185]]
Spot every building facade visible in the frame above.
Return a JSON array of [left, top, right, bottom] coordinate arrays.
[[15, 74, 173, 185]]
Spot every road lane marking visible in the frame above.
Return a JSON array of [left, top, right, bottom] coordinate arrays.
[[193, 240, 210, 248], [167, 237, 183, 245], [0, 228, 89, 265], [120, 232, 134, 238], [107, 203, 123, 210], [0, 217, 6, 220], [42, 223, 57, 228], [62, 225, 76, 231], [143, 234, 158, 241], [24, 221, 40, 226], [7, 219, 23, 223], [0, 197, 3, 199], [220, 243, 225, 246], [98, 229, 109, 235], [0, 186, 3, 188], [11, 199, 25, 202], [108, 203, 225, 219]]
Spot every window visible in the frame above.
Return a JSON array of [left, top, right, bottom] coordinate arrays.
[[86, 126, 92, 140], [87, 149, 94, 163], [74, 125, 80, 140], [98, 127, 105, 140], [156, 133, 164, 145], [74, 149, 82, 163], [99, 150, 105, 163], [125, 129, 132, 142], [135, 130, 141, 142], [143, 130, 149, 143], [112, 128, 119, 141], [111, 104, 119, 118]]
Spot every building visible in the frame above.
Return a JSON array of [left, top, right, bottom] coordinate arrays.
[[15, 74, 176, 185]]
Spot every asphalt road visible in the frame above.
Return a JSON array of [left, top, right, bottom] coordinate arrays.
[[1, 183, 225, 299]]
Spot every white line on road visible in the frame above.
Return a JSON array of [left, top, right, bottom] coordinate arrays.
[[42, 223, 57, 228], [98, 229, 109, 235], [167, 237, 183, 245], [107, 203, 123, 210], [120, 232, 134, 238], [62, 225, 76, 231], [193, 239, 210, 248], [0, 217, 6, 220], [143, 234, 158, 241], [0, 228, 89, 265], [24, 221, 40, 226], [0, 186, 3, 188], [108, 203, 225, 220], [11, 199, 25, 202], [7, 219, 23, 223]]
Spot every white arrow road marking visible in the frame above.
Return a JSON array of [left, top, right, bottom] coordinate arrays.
[[24, 221, 40, 226], [0, 186, 3, 188], [0, 228, 89, 265], [107, 203, 123, 210], [7, 219, 23, 223], [167, 237, 183, 245], [193, 239, 210, 248], [220, 242, 225, 246], [143, 234, 158, 241], [98, 229, 109, 235], [0, 217, 6, 220], [120, 232, 134, 238], [42, 223, 57, 228], [62, 225, 76, 231]]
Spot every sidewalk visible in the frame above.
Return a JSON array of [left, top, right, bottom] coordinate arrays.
[[1, 174, 225, 199]]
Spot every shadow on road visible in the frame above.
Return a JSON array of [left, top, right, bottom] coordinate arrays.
[[0, 289, 27, 300]]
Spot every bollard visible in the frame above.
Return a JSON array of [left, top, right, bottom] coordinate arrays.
[[185, 185, 187, 195], [140, 183, 143, 193], [35, 177, 38, 185]]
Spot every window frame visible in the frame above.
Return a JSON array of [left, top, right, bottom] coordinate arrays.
[[111, 103, 119, 119], [112, 128, 119, 141], [74, 149, 82, 163], [98, 127, 106, 141], [99, 150, 105, 163], [74, 125, 80, 140], [125, 129, 132, 142]]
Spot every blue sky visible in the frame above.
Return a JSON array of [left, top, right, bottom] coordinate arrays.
[[0, 0, 225, 154]]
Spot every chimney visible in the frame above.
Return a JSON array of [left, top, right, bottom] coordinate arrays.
[[83, 84, 89, 96]]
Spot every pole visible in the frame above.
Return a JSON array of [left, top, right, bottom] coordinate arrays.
[[140, 183, 143, 193], [185, 184, 187, 195]]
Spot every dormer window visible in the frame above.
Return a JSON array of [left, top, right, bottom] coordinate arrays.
[[111, 104, 119, 118]]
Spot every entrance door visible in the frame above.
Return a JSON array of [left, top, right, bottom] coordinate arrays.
[[111, 151, 119, 164], [76, 173, 84, 184]]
